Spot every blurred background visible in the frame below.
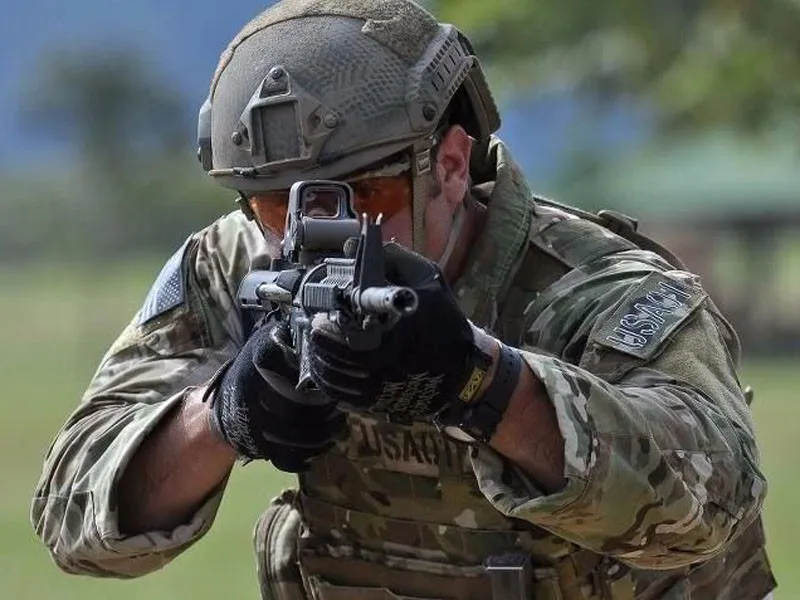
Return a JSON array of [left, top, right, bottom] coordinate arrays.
[[1, 0, 798, 598]]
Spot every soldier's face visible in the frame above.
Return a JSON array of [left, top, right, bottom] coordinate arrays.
[[245, 125, 472, 263]]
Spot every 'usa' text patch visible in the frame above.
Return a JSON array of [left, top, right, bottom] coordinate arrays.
[[593, 272, 707, 359]]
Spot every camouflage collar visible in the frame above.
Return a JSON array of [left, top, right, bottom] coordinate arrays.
[[452, 137, 535, 330]]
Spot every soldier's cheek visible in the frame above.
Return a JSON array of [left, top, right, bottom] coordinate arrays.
[[379, 206, 412, 247]]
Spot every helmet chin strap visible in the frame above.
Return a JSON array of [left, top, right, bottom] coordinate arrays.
[[411, 138, 434, 254], [436, 203, 466, 270], [410, 137, 467, 270]]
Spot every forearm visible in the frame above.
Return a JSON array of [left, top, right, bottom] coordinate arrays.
[[470, 329, 565, 493], [489, 362, 565, 493], [32, 387, 232, 577], [118, 386, 236, 534], [470, 348, 766, 569]]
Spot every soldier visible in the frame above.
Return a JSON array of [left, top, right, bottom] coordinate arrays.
[[31, 1, 776, 598]]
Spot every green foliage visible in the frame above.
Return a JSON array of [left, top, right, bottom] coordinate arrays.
[[435, 0, 800, 135]]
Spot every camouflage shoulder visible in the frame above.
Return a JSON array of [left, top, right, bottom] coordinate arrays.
[[192, 210, 276, 346], [106, 211, 273, 360], [194, 209, 275, 295]]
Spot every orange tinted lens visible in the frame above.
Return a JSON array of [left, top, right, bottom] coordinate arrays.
[[249, 192, 289, 235], [350, 175, 411, 221], [249, 175, 411, 233]]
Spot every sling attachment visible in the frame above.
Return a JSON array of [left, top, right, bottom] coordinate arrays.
[[596, 210, 638, 234], [533, 195, 688, 271], [597, 209, 686, 271]]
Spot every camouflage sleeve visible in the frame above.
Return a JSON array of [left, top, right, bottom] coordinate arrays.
[[472, 264, 767, 570], [30, 212, 268, 578]]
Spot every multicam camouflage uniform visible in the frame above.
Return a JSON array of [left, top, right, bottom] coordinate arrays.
[[31, 139, 776, 599]]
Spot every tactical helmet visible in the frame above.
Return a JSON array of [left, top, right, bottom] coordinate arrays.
[[197, 0, 500, 249]]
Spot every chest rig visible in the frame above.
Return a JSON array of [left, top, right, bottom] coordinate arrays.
[[255, 201, 690, 600]]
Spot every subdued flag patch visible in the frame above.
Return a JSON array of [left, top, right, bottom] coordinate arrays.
[[137, 239, 191, 326]]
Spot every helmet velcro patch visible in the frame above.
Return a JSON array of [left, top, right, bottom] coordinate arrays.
[[211, 0, 439, 96]]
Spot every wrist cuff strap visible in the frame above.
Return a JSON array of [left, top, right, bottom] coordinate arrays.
[[440, 344, 523, 444], [471, 344, 523, 439]]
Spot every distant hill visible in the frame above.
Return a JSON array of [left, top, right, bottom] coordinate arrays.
[[0, 0, 646, 186]]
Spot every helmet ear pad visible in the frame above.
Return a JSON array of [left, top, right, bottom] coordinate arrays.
[[451, 30, 500, 144], [458, 61, 501, 145]]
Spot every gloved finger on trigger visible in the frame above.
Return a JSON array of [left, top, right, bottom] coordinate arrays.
[[310, 313, 347, 343], [250, 332, 299, 380], [308, 369, 367, 402], [253, 366, 306, 401], [253, 365, 333, 407], [269, 322, 297, 361]]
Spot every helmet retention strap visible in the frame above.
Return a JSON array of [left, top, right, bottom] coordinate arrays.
[[437, 202, 465, 270], [411, 138, 434, 254]]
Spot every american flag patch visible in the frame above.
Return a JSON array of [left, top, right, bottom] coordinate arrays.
[[137, 239, 191, 326]]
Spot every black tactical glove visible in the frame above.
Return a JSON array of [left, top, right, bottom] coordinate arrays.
[[307, 242, 484, 421], [210, 322, 345, 472]]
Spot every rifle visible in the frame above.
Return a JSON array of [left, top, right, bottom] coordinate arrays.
[[238, 180, 419, 391]]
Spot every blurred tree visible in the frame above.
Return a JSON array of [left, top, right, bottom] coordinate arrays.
[[433, 0, 800, 135], [22, 48, 188, 174], [11, 48, 228, 262]]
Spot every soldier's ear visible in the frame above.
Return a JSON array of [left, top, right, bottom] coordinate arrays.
[[435, 125, 472, 208]]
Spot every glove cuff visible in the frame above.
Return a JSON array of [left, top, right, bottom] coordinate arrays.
[[204, 358, 261, 462]]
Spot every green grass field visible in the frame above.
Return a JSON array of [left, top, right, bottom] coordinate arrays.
[[0, 261, 796, 599]]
